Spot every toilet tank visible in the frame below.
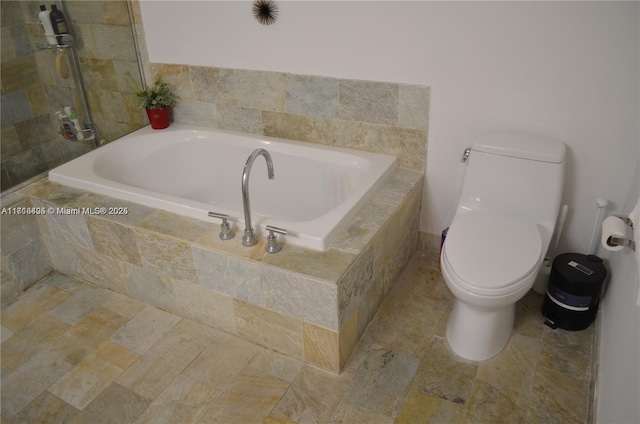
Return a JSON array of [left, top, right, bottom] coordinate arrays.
[[456, 132, 566, 248]]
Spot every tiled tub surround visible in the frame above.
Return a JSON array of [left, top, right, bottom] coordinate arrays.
[[149, 64, 430, 172], [14, 167, 422, 373], [3, 63, 428, 371]]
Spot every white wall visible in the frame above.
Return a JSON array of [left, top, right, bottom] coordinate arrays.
[[139, 2, 639, 419], [597, 158, 639, 424], [139, 0, 639, 254]]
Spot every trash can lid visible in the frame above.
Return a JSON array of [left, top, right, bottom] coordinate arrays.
[[551, 253, 607, 287]]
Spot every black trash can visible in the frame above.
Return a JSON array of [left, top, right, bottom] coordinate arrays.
[[542, 253, 607, 331]]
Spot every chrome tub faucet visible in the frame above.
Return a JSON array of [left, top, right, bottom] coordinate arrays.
[[242, 148, 274, 246]]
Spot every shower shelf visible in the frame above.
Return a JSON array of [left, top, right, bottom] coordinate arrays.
[[58, 128, 96, 145], [72, 128, 96, 144], [33, 34, 74, 52]]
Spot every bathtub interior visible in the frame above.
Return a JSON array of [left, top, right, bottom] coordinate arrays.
[[95, 138, 364, 221]]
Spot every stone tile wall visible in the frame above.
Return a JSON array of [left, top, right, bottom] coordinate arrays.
[[1, 1, 62, 191], [16, 168, 422, 373], [0, 193, 53, 307], [66, 0, 144, 142], [1, 1, 143, 192], [150, 64, 430, 172]]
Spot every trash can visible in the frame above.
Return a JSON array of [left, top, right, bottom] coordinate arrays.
[[542, 253, 607, 331]]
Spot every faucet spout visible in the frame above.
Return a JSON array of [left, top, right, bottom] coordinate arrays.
[[242, 148, 274, 246]]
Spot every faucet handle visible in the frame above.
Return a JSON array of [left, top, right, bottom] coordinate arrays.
[[265, 225, 287, 254], [208, 212, 236, 240]]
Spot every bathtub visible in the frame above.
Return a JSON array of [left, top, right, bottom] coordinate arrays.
[[49, 124, 397, 251]]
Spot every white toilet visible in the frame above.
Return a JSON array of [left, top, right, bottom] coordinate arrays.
[[441, 132, 565, 361]]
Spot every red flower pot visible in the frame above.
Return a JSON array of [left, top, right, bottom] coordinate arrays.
[[146, 107, 170, 129]]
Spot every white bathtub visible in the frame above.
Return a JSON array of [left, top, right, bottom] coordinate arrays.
[[49, 124, 397, 251]]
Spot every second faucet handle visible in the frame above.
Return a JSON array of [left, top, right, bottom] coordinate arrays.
[[208, 212, 235, 241], [265, 225, 287, 254]]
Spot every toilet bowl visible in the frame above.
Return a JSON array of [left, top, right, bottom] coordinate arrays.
[[441, 210, 542, 360], [440, 132, 565, 361]]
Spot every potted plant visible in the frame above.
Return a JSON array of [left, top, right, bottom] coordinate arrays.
[[135, 77, 177, 129]]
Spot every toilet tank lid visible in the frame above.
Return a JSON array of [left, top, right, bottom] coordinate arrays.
[[472, 132, 566, 163]]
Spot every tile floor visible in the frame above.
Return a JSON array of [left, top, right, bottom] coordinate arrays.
[[1, 248, 594, 423]]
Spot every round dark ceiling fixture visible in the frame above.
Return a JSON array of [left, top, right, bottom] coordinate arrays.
[[252, 0, 278, 26]]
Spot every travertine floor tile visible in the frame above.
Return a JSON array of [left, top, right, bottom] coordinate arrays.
[[201, 366, 290, 423], [246, 348, 303, 384], [47, 285, 113, 325], [1, 248, 594, 423], [329, 400, 395, 424], [539, 325, 593, 379], [514, 291, 546, 339], [462, 380, 527, 424], [394, 389, 463, 424], [99, 291, 146, 321], [359, 253, 450, 358], [475, 334, 541, 402], [1, 350, 74, 420], [1, 314, 70, 371], [1, 283, 70, 331], [163, 317, 223, 347], [410, 336, 478, 405], [48, 341, 139, 409], [181, 331, 261, 391], [133, 374, 220, 424], [8, 391, 79, 424], [116, 332, 204, 400], [70, 382, 151, 424], [344, 346, 420, 418], [521, 365, 590, 424], [110, 305, 181, 354], [271, 364, 352, 423], [264, 414, 297, 424], [1, 326, 13, 343], [51, 306, 129, 365], [363, 296, 449, 358]]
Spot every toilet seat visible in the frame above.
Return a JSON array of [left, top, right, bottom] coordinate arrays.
[[443, 210, 542, 296]]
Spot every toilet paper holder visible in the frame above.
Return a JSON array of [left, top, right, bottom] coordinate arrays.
[[607, 215, 635, 251]]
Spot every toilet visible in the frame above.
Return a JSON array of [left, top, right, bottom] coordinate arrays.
[[441, 132, 565, 361]]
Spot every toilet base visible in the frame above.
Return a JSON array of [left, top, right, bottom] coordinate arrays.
[[446, 300, 515, 361]]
